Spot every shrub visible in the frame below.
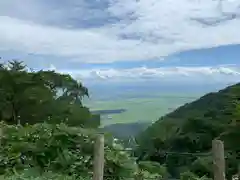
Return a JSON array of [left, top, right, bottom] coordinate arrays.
[[0, 122, 166, 180]]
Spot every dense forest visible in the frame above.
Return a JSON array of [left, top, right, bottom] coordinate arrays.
[[0, 59, 239, 180], [136, 84, 240, 179]]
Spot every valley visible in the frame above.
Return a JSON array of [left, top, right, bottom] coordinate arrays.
[[84, 92, 211, 138]]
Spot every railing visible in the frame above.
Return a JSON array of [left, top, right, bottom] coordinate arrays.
[[0, 125, 239, 180], [93, 134, 239, 180]]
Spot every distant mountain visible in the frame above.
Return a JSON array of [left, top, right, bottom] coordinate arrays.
[[136, 82, 240, 178]]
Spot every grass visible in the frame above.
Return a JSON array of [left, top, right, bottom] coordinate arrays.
[[84, 93, 201, 126]]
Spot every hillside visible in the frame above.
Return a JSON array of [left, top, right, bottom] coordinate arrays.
[[136, 83, 240, 179]]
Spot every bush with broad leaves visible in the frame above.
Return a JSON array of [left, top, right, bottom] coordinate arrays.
[[0, 122, 166, 180]]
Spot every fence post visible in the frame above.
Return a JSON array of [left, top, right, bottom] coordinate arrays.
[[238, 164, 240, 180], [93, 134, 104, 180], [212, 139, 225, 180], [0, 124, 2, 145]]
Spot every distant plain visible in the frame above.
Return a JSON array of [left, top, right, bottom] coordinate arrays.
[[82, 82, 231, 128], [84, 92, 201, 126]]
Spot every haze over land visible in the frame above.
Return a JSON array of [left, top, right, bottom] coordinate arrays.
[[84, 81, 233, 126]]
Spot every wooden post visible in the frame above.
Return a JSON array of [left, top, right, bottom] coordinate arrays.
[[212, 139, 225, 180], [93, 134, 104, 180], [238, 164, 240, 180], [0, 125, 2, 145]]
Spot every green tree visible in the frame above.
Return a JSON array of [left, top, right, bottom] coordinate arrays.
[[0, 60, 98, 128]]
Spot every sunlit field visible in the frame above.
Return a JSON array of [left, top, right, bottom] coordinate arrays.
[[84, 92, 201, 126]]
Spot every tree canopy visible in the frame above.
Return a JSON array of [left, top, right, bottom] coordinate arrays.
[[0, 60, 98, 128]]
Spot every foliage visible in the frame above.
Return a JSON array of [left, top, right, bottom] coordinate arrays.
[[137, 83, 240, 179], [0, 168, 87, 180], [138, 161, 168, 178], [0, 60, 99, 128], [0, 122, 167, 180], [180, 171, 212, 180]]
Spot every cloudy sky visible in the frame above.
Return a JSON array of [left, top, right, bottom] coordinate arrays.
[[1, 0, 240, 84]]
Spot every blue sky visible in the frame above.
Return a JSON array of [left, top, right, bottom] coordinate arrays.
[[0, 0, 240, 84]]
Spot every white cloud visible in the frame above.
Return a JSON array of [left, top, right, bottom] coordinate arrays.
[[53, 65, 240, 84], [0, 0, 240, 63], [0, 16, 161, 63]]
